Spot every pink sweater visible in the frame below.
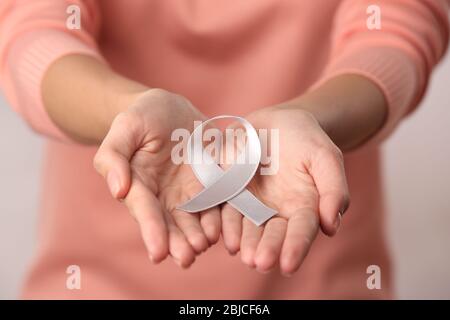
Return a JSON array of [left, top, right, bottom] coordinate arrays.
[[0, 0, 448, 299]]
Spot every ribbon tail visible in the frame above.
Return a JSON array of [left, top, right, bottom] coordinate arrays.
[[227, 189, 277, 226]]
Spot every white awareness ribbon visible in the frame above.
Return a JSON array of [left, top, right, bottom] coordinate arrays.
[[178, 115, 277, 226]]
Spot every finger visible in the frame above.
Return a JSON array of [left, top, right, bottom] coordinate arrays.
[[240, 217, 264, 268], [200, 207, 221, 245], [172, 209, 209, 253], [280, 208, 319, 276], [124, 181, 169, 263], [310, 146, 350, 236], [165, 214, 196, 268], [221, 204, 243, 255], [94, 114, 138, 199], [254, 217, 287, 273]]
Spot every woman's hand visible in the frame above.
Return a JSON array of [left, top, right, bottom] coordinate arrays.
[[221, 74, 388, 276], [93, 89, 221, 268], [41, 56, 380, 274], [221, 106, 350, 276]]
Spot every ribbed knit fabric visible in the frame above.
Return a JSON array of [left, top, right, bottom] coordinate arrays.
[[3, 30, 102, 139], [314, 46, 419, 144]]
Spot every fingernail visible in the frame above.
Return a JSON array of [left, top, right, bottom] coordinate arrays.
[[340, 202, 349, 216], [333, 212, 342, 233], [173, 257, 182, 267], [107, 171, 120, 198], [258, 268, 271, 275]]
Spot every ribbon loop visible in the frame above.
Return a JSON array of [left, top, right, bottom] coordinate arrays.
[[178, 115, 276, 226]]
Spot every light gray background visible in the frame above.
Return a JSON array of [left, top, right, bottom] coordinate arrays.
[[1, 55, 449, 299]]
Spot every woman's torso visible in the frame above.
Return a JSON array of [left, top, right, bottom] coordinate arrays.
[[22, 0, 392, 299]]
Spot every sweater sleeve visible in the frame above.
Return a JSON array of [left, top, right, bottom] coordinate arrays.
[[0, 0, 105, 140], [314, 0, 449, 144]]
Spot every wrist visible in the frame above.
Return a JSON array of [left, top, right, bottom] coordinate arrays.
[[281, 74, 387, 150], [105, 76, 149, 118], [42, 54, 151, 144]]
